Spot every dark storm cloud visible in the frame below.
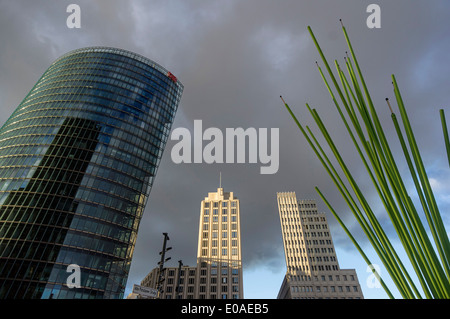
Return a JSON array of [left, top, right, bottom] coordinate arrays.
[[1, 0, 449, 297]]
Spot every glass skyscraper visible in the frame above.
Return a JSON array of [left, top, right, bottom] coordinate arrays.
[[0, 47, 183, 299]]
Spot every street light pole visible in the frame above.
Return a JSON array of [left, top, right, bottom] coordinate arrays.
[[175, 260, 183, 299], [156, 232, 171, 299]]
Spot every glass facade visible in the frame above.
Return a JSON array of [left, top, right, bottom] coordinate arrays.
[[0, 47, 183, 299]]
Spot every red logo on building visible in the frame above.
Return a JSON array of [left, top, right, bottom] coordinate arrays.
[[167, 72, 177, 83]]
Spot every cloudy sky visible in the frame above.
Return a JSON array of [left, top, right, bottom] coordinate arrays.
[[1, 0, 449, 299]]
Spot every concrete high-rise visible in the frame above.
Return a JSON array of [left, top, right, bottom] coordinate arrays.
[[276, 192, 364, 299], [0, 47, 183, 299], [140, 187, 243, 299], [196, 187, 243, 299], [138, 264, 198, 299]]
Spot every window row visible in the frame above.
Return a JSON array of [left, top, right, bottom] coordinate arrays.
[[202, 239, 239, 247], [42, 65, 175, 107], [203, 201, 238, 208], [7, 105, 168, 149], [291, 285, 359, 294], [201, 248, 239, 257], [0, 133, 161, 177], [202, 231, 239, 239], [74, 187, 140, 215], [203, 208, 238, 215], [2, 105, 168, 149]]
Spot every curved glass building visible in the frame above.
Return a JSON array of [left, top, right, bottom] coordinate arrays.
[[0, 47, 183, 299]]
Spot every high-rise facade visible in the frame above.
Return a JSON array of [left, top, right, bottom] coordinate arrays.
[[196, 187, 243, 299], [138, 264, 198, 299], [140, 187, 243, 299], [0, 47, 183, 299], [276, 192, 364, 299]]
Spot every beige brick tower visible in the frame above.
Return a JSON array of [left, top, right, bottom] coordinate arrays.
[[196, 187, 243, 299], [277, 192, 364, 299]]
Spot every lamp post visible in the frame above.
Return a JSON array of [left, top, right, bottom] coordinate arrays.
[[156, 232, 171, 298], [175, 260, 183, 299]]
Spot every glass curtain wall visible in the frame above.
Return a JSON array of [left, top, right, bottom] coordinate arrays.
[[0, 47, 183, 299]]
